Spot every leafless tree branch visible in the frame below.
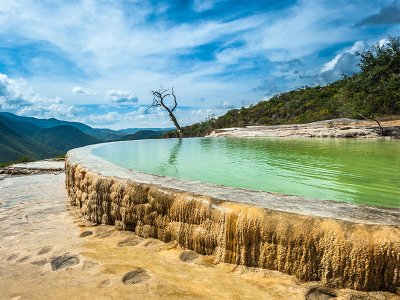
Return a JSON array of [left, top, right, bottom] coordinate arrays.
[[148, 87, 183, 138]]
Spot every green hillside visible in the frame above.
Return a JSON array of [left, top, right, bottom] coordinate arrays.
[[0, 112, 173, 142], [0, 112, 93, 131], [0, 112, 124, 141], [0, 117, 61, 164], [180, 36, 400, 137], [32, 125, 101, 153], [0, 114, 101, 165], [0, 112, 172, 165], [120, 130, 164, 141]]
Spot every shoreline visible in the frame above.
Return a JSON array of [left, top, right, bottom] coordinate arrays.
[[206, 118, 400, 138]]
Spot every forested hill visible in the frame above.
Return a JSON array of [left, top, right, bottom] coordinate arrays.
[[0, 112, 170, 165], [181, 36, 400, 137]]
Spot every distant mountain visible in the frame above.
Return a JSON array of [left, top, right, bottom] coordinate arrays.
[[0, 112, 92, 131], [0, 112, 173, 141], [0, 112, 171, 165], [120, 130, 164, 141], [117, 127, 174, 135], [0, 115, 61, 164], [0, 114, 100, 165], [0, 112, 123, 141], [32, 125, 100, 153]]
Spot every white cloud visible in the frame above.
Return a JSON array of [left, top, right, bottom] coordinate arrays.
[[106, 89, 138, 103], [80, 111, 122, 125], [378, 38, 389, 47], [320, 41, 367, 82], [77, 107, 172, 128], [71, 86, 94, 95], [0, 0, 394, 128], [0, 73, 79, 118]]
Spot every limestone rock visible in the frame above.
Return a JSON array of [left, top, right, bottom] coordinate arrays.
[[65, 158, 400, 292]]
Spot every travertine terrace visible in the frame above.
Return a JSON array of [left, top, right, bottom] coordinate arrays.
[[65, 144, 400, 292]]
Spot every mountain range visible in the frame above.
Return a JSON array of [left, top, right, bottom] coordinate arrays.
[[0, 112, 170, 165]]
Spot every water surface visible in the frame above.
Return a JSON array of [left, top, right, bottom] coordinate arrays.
[[92, 138, 400, 207]]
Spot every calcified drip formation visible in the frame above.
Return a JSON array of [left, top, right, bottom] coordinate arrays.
[[65, 158, 400, 292]]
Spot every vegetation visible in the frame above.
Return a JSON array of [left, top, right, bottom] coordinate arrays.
[[120, 130, 164, 141], [0, 112, 125, 140], [32, 125, 100, 153], [0, 114, 97, 164], [177, 36, 400, 137], [0, 115, 61, 164]]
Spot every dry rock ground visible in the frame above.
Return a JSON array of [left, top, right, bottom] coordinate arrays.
[[0, 161, 399, 299], [207, 119, 400, 138]]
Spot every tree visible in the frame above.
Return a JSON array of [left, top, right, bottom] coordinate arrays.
[[148, 87, 183, 138], [357, 113, 385, 136], [356, 36, 400, 75]]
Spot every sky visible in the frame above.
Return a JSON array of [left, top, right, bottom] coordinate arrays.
[[0, 0, 399, 129]]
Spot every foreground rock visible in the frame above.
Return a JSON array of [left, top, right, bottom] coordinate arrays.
[[206, 118, 400, 138], [0, 163, 330, 299], [51, 255, 80, 271], [0, 158, 65, 176], [1, 162, 398, 298], [122, 268, 150, 285], [66, 147, 400, 293]]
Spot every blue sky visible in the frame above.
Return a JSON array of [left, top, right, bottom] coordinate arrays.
[[0, 0, 399, 129]]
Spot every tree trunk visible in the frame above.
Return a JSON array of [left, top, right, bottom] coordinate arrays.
[[357, 113, 385, 136], [169, 113, 183, 138]]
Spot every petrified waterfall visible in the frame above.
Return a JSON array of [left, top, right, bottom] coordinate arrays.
[[65, 158, 400, 292]]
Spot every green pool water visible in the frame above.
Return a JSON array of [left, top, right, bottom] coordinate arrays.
[[92, 137, 400, 208]]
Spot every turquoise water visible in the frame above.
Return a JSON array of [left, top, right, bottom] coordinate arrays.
[[92, 138, 400, 207]]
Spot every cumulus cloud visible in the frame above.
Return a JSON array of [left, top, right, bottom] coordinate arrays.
[[80, 111, 122, 125], [106, 89, 138, 103], [71, 86, 94, 95], [378, 38, 389, 47], [0, 1, 396, 128], [77, 106, 173, 128], [320, 41, 367, 83], [0, 74, 37, 111], [356, 4, 400, 26], [0, 73, 79, 118]]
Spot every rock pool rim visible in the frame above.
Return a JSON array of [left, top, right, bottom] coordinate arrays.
[[67, 142, 400, 226], [65, 142, 400, 292]]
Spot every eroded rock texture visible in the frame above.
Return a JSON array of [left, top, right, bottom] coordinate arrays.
[[65, 158, 400, 292]]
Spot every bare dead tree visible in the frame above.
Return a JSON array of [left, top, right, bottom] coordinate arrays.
[[148, 87, 183, 138], [357, 113, 385, 136]]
